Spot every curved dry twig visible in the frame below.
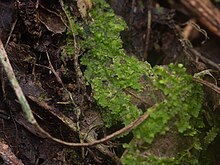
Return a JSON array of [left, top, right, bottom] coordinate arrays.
[[193, 77, 220, 94]]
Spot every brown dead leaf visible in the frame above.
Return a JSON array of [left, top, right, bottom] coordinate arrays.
[[77, 0, 93, 18]]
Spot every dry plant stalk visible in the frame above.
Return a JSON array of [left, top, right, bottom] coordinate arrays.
[[0, 39, 37, 124]]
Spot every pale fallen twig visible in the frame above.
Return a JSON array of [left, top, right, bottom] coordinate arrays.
[[0, 39, 36, 124]]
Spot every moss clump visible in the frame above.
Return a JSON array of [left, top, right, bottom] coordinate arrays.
[[61, 0, 217, 164]]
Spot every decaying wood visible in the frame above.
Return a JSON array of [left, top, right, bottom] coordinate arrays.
[[180, 0, 220, 37], [0, 141, 24, 165]]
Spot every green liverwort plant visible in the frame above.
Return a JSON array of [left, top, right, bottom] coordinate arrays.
[[80, 0, 204, 138], [61, 0, 218, 164], [80, 0, 150, 126]]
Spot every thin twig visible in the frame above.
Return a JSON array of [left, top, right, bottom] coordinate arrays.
[[45, 50, 63, 85], [29, 94, 155, 147], [5, 19, 17, 49], [193, 77, 220, 94], [59, 0, 86, 95], [28, 95, 121, 164], [189, 48, 220, 71], [59, 0, 87, 158], [45, 49, 79, 108], [143, 8, 152, 61], [124, 88, 150, 105]]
